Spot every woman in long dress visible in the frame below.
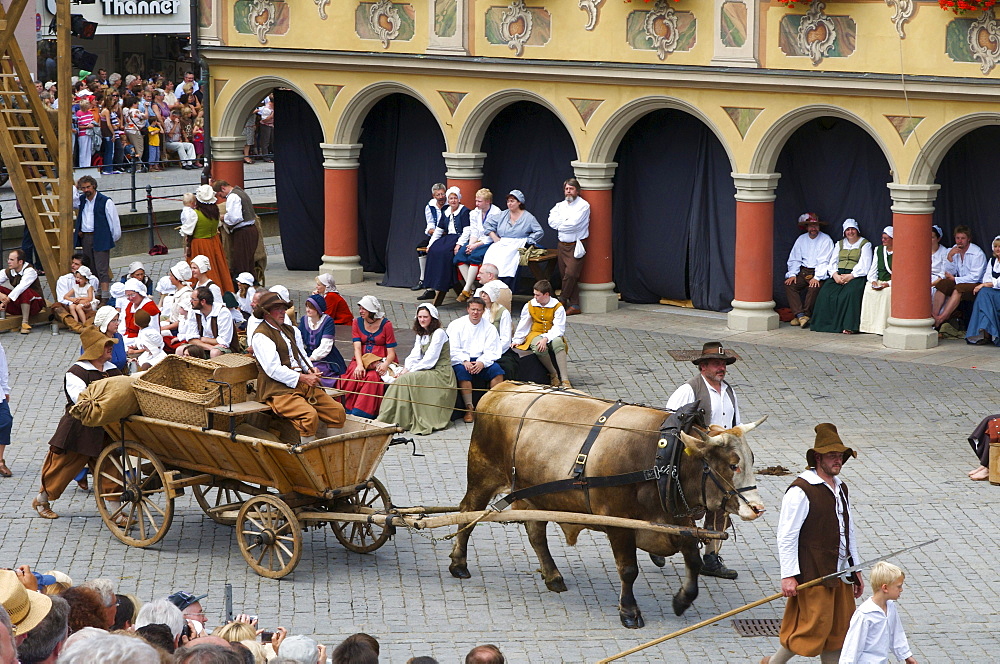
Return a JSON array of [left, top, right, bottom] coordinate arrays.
[[181, 186, 235, 294], [811, 219, 872, 334], [481, 189, 545, 288], [858, 227, 894, 335], [454, 188, 501, 302], [419, 186, 470, 303], [299, 294, 346, 384], [377, 303, 456, 435], [337, 295, 398, 419], [965, 236, 1000, 345]]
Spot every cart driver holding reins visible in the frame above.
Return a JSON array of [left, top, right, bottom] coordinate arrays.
[[252, 291, 346, 443]]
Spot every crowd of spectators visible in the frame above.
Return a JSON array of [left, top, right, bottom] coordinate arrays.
[[0, 568, 506, 663]]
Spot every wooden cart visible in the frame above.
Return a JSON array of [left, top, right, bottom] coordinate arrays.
[[97, 408, 403, 579]]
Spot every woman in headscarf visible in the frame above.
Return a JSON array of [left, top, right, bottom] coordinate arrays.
[[189, 254, 224, 304], [93, 305, 127, 371], [858, 226, 894, 336], [476, 281, 518, 380], [313, 273, 352, 325], [299, 294, 347, 383], [336, 295, 398, 418], [418, 186, 470, 304], [965, 236, 1000, 346], [180, 186, 235, 293], [118, 260, 153, 294], [453, 188, 501, 302], [810, 219, 872, 334], [377, 303, 456, 435], [481, 189, 545, 288]]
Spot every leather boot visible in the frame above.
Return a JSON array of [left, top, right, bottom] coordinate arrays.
[[700, 552, 738, 579]]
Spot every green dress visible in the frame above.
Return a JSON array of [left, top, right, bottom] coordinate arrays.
[[811, 238, 870, 334], [377, 330, 456, 435]]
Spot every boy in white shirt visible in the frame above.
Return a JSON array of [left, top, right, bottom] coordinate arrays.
[[839, 562, 917, 664]]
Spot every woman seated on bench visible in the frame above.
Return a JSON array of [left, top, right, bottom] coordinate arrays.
[[481, 190, 544, 290]]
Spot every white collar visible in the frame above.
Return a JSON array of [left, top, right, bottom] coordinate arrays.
[[799, 468, 843, 490], [530, 298, 560, 309]]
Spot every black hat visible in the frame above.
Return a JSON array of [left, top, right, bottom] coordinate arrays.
[[691, 341, 739, 366], [167, 591, 208, 611]]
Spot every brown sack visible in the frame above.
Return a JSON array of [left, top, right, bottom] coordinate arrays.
[[70, 375, 141, 427]]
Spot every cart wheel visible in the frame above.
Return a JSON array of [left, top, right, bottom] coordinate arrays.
[[193, 481, 258, 526], [94, 442, 174, 547], [237, 495, 302, 579], [330, 477, 393, 554]]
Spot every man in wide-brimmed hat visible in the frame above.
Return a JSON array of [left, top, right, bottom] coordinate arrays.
[[252, 291, 345, 443], [0, 568, 56, 643], [665, 341, 744, 580], [762, 423, 862, 664], [784, 213, 834, 328]]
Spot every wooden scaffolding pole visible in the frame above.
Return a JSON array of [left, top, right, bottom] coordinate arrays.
[[57, 0, 72, 268]]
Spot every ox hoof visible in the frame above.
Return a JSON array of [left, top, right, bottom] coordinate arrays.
[[449, 564, 471, 580], [544, 576, 568, 593], [619, 611, 645, 629], [672, 593, 692, 616], [648, 553, 666, 568]]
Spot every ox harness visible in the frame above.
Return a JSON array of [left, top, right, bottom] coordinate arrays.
[[491, 400, 761, 519]]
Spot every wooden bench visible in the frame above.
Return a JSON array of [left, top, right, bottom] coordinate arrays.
[[526, 249, 559, 282]]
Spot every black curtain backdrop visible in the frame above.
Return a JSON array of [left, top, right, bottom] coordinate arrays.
[[772, 118, 893, 306], [934, 126, 1000, 247], [274, 90, 325, 270], [480, 101, 576, 251], [611, 109, 736, 311], [358, 95, 446, 286]]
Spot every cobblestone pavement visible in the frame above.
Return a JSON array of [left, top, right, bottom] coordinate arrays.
[[0, 246, 997, 662]]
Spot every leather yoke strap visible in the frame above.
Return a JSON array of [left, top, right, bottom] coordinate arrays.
[[570, 401, 625, 478]]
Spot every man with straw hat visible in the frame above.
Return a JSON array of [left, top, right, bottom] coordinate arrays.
[[666, 341, 743, 580], [32, 327, 122, 519], [762, 423, 862, 664], [784, 213, 834, 328], [252, 291, 346, 443], [0, 568, 54, 641]]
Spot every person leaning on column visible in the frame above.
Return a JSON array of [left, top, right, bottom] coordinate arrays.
[[547, 178, 590, 316]]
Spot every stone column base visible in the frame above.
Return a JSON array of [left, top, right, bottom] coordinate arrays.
[[882, 316, 938, 350], [579, 282, 618, 314], [321, 255, 363, 285], [728, 299, 778, 331]]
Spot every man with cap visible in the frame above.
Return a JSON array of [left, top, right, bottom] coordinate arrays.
[[665, 341, 744, 579], [75, 175, 122, 299], [252, 291, 346, 443], [0, 249, 44, 335], [547, 178, 590, 316], [167, 591, 209, 631], [859, 227, 894, 336], [33, 327, 123, 519], [784, 213, 834, 328], [762, 423, 862, 664]]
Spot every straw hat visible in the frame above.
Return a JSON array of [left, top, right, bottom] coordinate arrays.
[[0, 569, 52, 636], [79, 326, 117, 362], [691, 341, 739, 366], [806, 423, 857, 468]]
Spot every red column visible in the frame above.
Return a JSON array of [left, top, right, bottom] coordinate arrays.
[[446, 178, 482, 200], [733, 199, 774, 303], [890, 212, 932, 320], [209, 136, 246, 188], [325, 167, 358, 259], [211, 159, 244, 189], [579, 188, 612, 285]]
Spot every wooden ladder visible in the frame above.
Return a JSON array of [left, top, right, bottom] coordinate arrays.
[[0, 0, 70, 303]]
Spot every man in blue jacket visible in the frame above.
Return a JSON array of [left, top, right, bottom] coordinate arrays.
[[74, 176, 121, 301]]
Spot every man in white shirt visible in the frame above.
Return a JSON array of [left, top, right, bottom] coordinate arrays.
[[177, 71, 200, 96], [784, 213, 834, 327], [547, 178, 590, 316], [764, 423, 863, 664], [251, 292, 345, 443], [512, 280, 570, 388], [213, 179, 261, 283], [50, 253, 99, 332], [932, 224, 987, 328], [74, 175, 122, 299], [665, 341, 742, 580], [177, 287, 234, 359], [0, 249, 44, 335], [412, 183, 447, 291], [476, 264, 512, 312], [447, 297, 504, 422]]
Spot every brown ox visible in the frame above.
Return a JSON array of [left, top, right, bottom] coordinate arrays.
[[448, 382, 766, 628]]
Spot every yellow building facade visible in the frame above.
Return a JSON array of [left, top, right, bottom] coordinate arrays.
[[202, 0, 1000, 349]]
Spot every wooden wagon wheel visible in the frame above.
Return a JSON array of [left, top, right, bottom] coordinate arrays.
[[330, 477, 393, 554], [193, 480, 265, 526], [237, 495, 302, 579], [94, 441, 175, 547]]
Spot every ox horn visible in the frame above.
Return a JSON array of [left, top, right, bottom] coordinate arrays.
[[734, 415, 768, 437], [679, 430, 711, 455]]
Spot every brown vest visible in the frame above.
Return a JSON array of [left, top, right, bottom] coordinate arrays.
[[252, 321, 310, 401], [5, 268, 21, 287], [787, 477, 853, 587], [232, 186, 257, 223], [685, 375, 737, 428]]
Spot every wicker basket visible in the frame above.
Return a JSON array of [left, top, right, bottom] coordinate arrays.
[[134, 355, 248, 427], [209, 354, 259, 383]]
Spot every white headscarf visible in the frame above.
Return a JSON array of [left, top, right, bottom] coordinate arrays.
[[416, 303, 439, 320], [170, 260, 192, 282], [317, 273, 338, 293], [268, 285, 290, 302], [75, 265, 92, 279], [109, 283, 126, 299], [124, 278, 147, 297], [358, 295, 384, 319], [94, 306, 118, 333], [842, 218, 859, 232], [127, 261, 144, 275], [882, 226, 894, 238], [190, 255, 211, 274], [445, 186, 462, 202], [156, 276, 175, 294], [139, 327, 164, 351]]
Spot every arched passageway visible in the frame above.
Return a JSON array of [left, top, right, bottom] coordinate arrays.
[[611, 109, 736, 311], [933, 126, 1000, 246], [357, 94, 447, 286], [772, 117, 893, 306], [480, 101, 577, 253]]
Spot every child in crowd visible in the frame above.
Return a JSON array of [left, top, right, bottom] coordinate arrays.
[[66, 266, 97, 325], [147, 123, 162, 172], [839, 562, 917, 664]]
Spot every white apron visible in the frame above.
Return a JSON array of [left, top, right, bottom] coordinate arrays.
[[482, 236, 528, 278]]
